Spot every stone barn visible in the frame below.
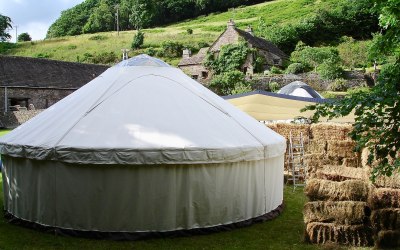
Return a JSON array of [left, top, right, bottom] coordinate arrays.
[[178, 19, 287, 83], [0, 56, 108, 127]]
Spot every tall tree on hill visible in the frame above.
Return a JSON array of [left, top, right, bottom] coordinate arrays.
[[304, 0, 400, 179], [0, 14, 12, 42], [83, 0, 115, 33], [129, 0, 152, 30]]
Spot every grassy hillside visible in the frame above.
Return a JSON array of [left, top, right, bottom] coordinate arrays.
[[4, 0, 342, 66]]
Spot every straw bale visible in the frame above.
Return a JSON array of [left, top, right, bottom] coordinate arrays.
[[369, 188, 400, 209], [304, 201, 369, 225], [316, 165, 368, 182], [305, 222, 373, 246], [306, 140, 326, 154], [371, 209, 400, 231], [374, 171, 400, 189], [304, 153, 329, 178], [326, 140, 357, 159], [342, 157, 361, 168], [375, 230, 400, 249], [267, 123, 310, 142], [311, 123, 353, 141], [305, 179, 370, 202]]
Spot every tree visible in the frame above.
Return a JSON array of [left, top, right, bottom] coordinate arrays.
[[17, 32, 32, 42], [303, 0, 400, 180], [129, 0, 152, 30], [83, 0, 114, 33], [0, 14, 12, 42]]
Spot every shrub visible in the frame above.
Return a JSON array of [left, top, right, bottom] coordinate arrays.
[[160, 40, 184, 58], [269, 66, 282, 74], [204, 42, 250, 74], [197, 42, 209, 49], [88, 35, 107, 41], [186, 28, 193, 35], [81, 51, 118, 64], [209, 70, 247, 96], [34, 53, 50, 58], [286, 63, 305, 74], [131, 31, 144, 50], [268, 81, 280, 92], [328, 78, 348, 91], [145, 47, 157, 56], [317, 58, 344, 80]]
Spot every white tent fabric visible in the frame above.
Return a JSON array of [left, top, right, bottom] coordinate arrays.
[[278, 81, 324, 99], [0, 55, 286, 234]]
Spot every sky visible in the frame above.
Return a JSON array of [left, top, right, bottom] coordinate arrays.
[[0, 0, 85, 42]]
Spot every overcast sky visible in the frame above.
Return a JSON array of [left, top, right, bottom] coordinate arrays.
[[0, 0, 84, 42]]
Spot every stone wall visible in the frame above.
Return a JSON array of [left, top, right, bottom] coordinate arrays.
[[0, 87, 75, 112]]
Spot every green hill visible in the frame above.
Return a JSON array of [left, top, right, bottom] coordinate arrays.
[[2, 0, 371, 66]]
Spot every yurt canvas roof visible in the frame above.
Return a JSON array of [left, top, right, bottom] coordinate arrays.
[[278, 81, 324, 99], [0, 55, 285, 164]]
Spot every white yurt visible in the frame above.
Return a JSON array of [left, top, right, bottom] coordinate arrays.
[[0, 55, 286, 238], [278, 81, 324, 99]]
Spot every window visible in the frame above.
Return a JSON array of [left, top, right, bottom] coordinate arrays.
[[201, 71, 208, 79], [191, 75, 199, 80], [8, 97, 29, 111], [273, 59, 281, 65]]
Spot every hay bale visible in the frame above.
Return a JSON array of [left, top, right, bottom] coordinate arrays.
[[305, 179, 370, 202], [311, 123, 353, 141], [371, 209, 400, 231], [342, 157, 361, 168], [374, 171, 400, 189], [267, 123, 310, 142], [326, 140, 357, 159], [369, 188, 400, 209], [304, 201, 370, 225], [307, 140, 326, 154], [375, 230, 400, 249], [304, 153, 329, 178], [305, 222, 373, 246], [316, 165, 368, 182]]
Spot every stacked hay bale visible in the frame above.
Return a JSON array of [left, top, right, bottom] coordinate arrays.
[[303, 123, 373, 247], [363, 148, 400, 248], [304, 178, 373, 246], [306, 123, 360, 179]]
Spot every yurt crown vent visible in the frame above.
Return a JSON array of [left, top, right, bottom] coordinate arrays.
[[116, 54, 170, 67]]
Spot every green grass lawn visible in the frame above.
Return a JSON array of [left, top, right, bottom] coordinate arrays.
[[0, 179, 321, 250]]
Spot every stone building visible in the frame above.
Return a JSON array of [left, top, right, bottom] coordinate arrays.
[[178, 19, 287, 83], [0, 56, 108, 112]]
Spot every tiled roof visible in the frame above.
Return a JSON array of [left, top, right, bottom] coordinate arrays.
[[178, 47, 209, 66], [235, 28, 287, 59], [0, 56, 109, 89]]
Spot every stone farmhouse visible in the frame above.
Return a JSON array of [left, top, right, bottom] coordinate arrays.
[[0, 56, 108, 112], [178, 19, 287, 83]]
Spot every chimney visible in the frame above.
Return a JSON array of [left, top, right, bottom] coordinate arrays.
[[227, 19, 236, 28], [121, 48, 130, 60], [182, 48, 191, 59], [245, 26, 253, 36]]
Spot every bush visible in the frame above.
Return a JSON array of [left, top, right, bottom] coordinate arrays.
[[80, 51, 118, 64], [145, 47, 157, 56], [317, 58, 344, 80], [186, 28, 193, 35], [88, 35, 107, 41], [209, 70, 248, 96], [268, 81, 280, 92], [286, 63, 305, 74], [328, 78, 348, 91], [131, 31, 144, 50], [197, 42, 209, 49], [67, 45, 77, 50], [269, 66, 282, 74], [34, 53, 50, 58], [160, 40, 184, 58]]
